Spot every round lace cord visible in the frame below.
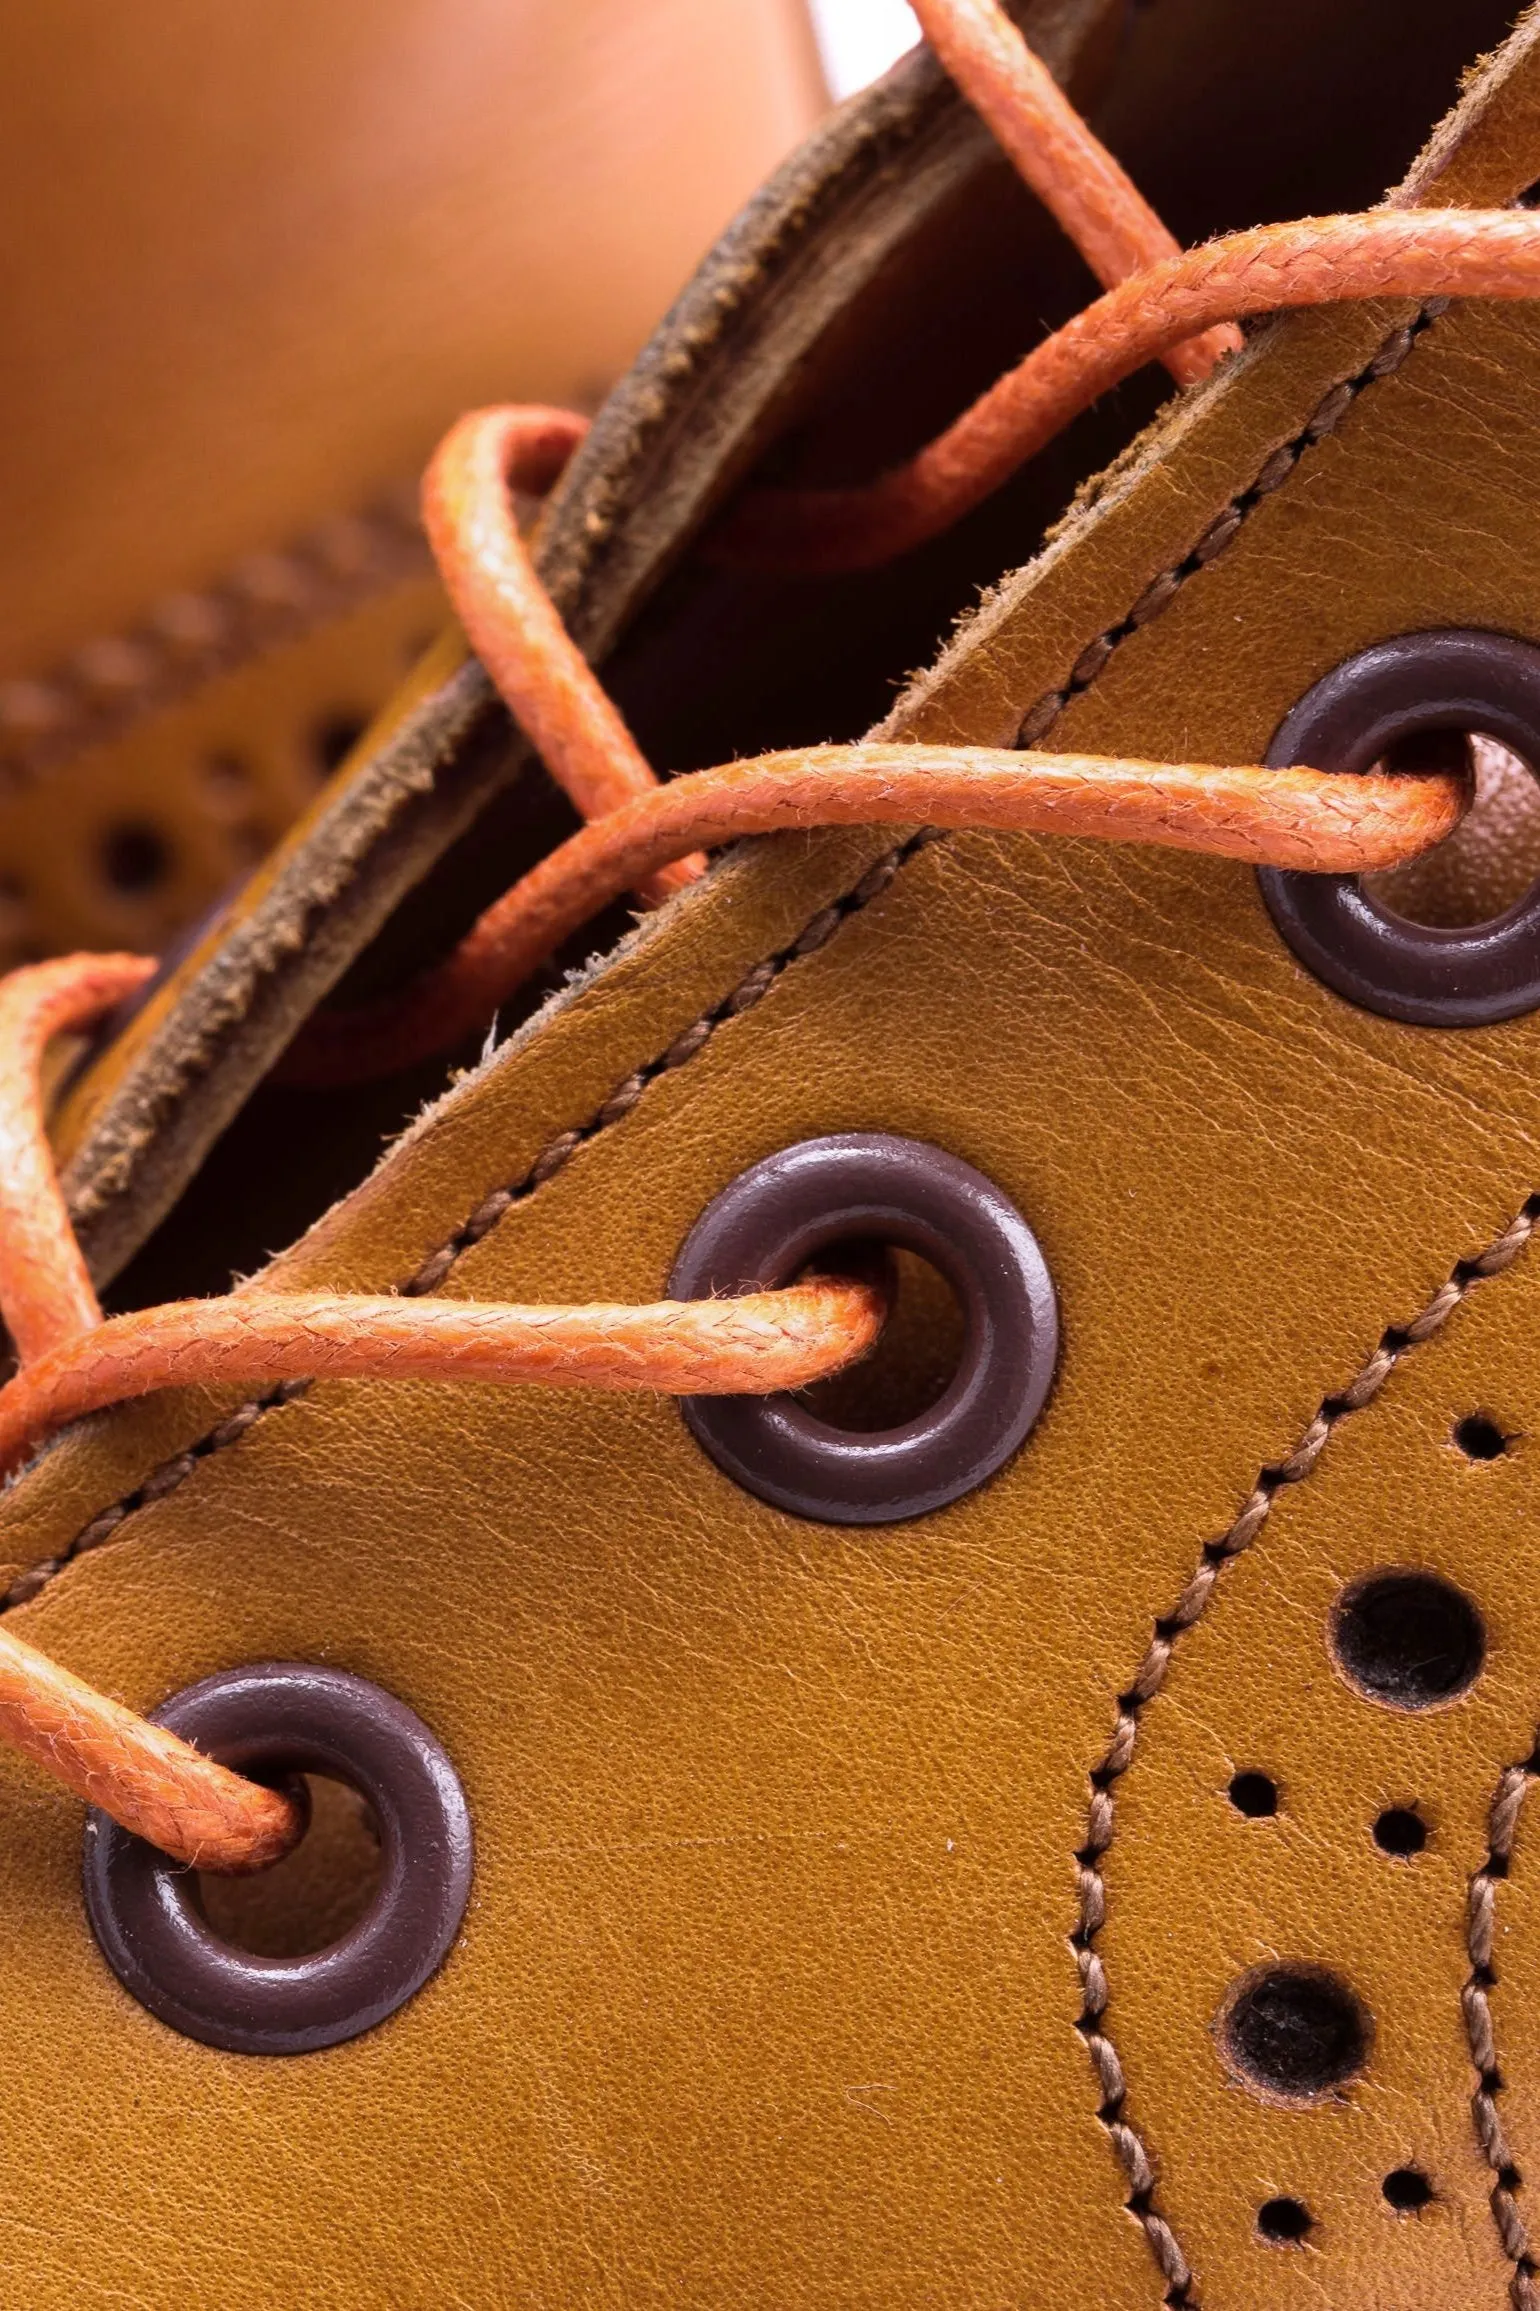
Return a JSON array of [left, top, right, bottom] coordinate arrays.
[[0, 0, 1514, 1870], [419, 403, 704, 906], [0, 1278, 884, 1478], [0, 1619, 301, 1874], [714, 210, 1540, 572], [905, 0, 1242, 385], [285, 745, 1464, 1085], [0, 954, 155, 1360]]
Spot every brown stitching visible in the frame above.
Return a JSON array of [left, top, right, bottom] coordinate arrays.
[[1466, 1753, 1540, 2309], [0, 830, 939, 1608], [1074, 1193, 1540, 2307], [396, 833, 938, 1292], [1016, 301, 1448, 746], [5, 295, 1453, 1604], [0, 1379, 312, 1611], [0, 487, 431, 788]]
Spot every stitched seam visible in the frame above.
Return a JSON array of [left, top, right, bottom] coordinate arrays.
[[0, 488, 430, 787], [1466, 1753, 1540, 2309], [7, 300, 1451, 1599], [1016, 302, 1447, 746], [2, 831, 941, 1607], [1073, 1193, 1540, 2307]]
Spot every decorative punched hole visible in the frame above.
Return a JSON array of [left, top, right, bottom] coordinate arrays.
[[1219, 1963, 1372, 2102], [200, 751, 256, 813], [1330, 1568, 1486, 1711], [1382, 2167, 1434, 2213], [99, 819, 171, 896], [1257, 2196, 1314, 2245], [1372, 1805, 1428, 1858], [798, 1247, 965, 1431], [196, 1774, 383, 1959], [1228, 1770, 1279, 1818], [312, 712, 368, 777], [1454, 1412, 1510, 1462]]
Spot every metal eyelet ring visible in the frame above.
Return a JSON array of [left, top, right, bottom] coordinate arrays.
[[83, 1663, 473, 2056], [669, 1132, 1058, 1524], [1257, 628, 1540, 1026]]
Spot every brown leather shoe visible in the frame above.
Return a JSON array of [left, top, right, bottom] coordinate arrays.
[[4, 4, 1540, 2307], [0, 0, 822, 968]]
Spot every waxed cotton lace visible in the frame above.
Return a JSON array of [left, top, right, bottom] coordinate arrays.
[[0, 0, 1506, 1868]]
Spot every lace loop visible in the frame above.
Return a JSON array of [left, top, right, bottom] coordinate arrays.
[[420, 404, 703, 903], [906, 0, 1242, 385], [713, 211, 1540, 571], [0, 956, 155, 1361]]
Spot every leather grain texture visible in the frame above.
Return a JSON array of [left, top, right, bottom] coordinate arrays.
[[3, 7, 1540, 2308]]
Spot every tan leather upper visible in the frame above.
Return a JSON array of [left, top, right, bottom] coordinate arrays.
[[2, 5, 1540, 2307]]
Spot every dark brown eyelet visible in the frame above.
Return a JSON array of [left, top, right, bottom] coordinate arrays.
[[82, 1663, 472, 2056], [1257, 629, 1540, 1024], [668, 1132, 1058, 1524]]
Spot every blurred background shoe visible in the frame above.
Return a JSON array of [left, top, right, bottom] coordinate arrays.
[[0, 0, 828, 966]]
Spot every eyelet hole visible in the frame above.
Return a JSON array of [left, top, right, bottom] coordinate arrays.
[[1228, 1770, 1279, 1818], [1257, 2196, 1314, 2245], [1330, 1568, 1486, 1711], [797, 1244, 965, 1432], [196, 1773, 383, 1958], [670, 1134, 1058, 1525], [1260, 632, 1540, 1028], [86, 1663, 472, 2054], [1364, 732, 1540, 929]]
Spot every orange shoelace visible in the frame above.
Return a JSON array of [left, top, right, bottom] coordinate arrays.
[[0, 0, 1514, 1869]]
